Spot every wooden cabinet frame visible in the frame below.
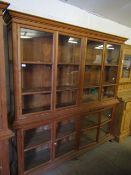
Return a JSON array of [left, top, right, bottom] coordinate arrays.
[[2, 2, 127, 175]]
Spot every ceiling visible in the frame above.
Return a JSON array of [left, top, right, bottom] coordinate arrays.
[[60, 0, 131, 28]]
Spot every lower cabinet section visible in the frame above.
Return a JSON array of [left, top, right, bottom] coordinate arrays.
[[16, 106, 115, 175]]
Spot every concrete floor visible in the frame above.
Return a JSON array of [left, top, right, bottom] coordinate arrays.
[[40, 137, 131, 175]]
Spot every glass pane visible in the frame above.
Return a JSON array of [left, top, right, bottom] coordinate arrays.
[[122, 54, 131, 78], [83, 87, 99, 103], [21, 64, 52, 93], [55, 134, 76, 158], [80, 128, 97, 147], [105, 44, 120, 65], [86, 40, 103, 65], [24, 125, 51, 149], [101, 108, 112, 123], [58, 35, 81, 64], [57, 65, 79, 88], [99, 123, 110, 139], [104, 67, 118, 84], [24, 143, 50, 171], [56, 90, 77, 108], [81, 113, 99, 129], [56, 119, 76, 138], [102, 86, 115, 99], [84, 65, 101, 86], [22, 93, 51, 114], [20, 28, 53, 63]]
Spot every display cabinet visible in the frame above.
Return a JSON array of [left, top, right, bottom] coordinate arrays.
[[4, 4, 127, 175], [0, 2, 13, 175], [114, 45, 131, 142]]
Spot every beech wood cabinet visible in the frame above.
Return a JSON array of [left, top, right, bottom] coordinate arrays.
[[3, 4, 127, 175], [0, 2, 13, 175]]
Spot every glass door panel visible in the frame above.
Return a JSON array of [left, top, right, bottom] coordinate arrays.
[[99, 122, 110, 139], [102, 86, 115, 99], [56, 119, 76, 139], [84, 65, 101, 86], [22, 93, 51, 114], [85, 40, 103, 65], [105, 44, 120, 65], [101, 108, 112, 123], [55, 134, 76, 158], [122, 54, 131, 78], [20, 28, 53, 114], [81, 113, 99, 129], [56, 34, 81, 108], [80, 128, 97, 147], [58, 35, 81, 64], [104, 66, 118, 84], [83, 87, 99, 103], [24, 143, 51, 171], [21, 28, 53, 63], [24, 124, 51, 149]]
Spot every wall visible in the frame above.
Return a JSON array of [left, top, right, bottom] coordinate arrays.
[[4, 0, 131, 44]]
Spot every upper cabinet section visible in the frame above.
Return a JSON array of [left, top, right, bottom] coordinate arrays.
[[6, 9, 126, 118]]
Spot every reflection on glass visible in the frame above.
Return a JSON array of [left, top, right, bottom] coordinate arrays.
[[105, 44, 120, 65], [56, 90, 77, 108], [122, 54, 131, 78], [84, 65, 101, 86], [22, 93, 51, 114], [56, 119, 76, 138], [102, 86, 115, 99], [24, 143, 50, 171], [57, 65, 79, 88], [24, 125, 51, 149], [104, 67, 118, 84], [55, 134, 76, 157], [21, 28, 53, 63], [83, 88, 99, 103], [81, 113, 99, 129], [58, 35, 81, 64], [80, 128, 97, 147], [21, 64, 52, 91], [99, 123, 110, 139], [101, 108, 112, 123], [86, 40, 103, 64]]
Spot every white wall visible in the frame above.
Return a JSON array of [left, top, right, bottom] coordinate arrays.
[[4, 0, 131, 44]]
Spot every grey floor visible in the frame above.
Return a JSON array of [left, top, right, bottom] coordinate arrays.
[[41, 137, 131, 175]]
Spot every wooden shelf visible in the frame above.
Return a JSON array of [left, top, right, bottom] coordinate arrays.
[[83, 84, 100, 88], [22, 87, 51, 95], [22, 106, 50, 114], [56, 132, 76, 141], [81, 125, 98, 132], [56, 86, 78, 92], [105, 64, 118, 67], [85, 63, 102, 66], [21, 61, 52, 65], [103, 83, 116, 87], [56, 102, 76, 108], [58, 63, 79, 66]]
